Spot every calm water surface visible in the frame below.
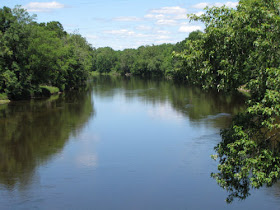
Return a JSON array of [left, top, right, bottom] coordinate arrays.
[[0, 76, 280, 209]]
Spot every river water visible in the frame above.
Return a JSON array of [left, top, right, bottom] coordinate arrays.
[[0, 76, 280, 209]]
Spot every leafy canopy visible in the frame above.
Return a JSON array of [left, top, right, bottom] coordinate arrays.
[[179, 0, 280, 203]]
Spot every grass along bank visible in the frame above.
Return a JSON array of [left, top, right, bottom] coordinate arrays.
[[0, 93, 10, 104]]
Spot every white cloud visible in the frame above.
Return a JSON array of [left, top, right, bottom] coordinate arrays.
[[25, 1, 66, 12], [192, 3, 209, 9], [145, 6, 187, 25], [222, 2, 238, 7], [154, 39, 175, 44], [156, 30, 171, 34], [94, 5, 205, 49], [113, 16, 142, 22], [195, 11, 205, 16], [103, 29, 154, 39], [192, 1, 238, 9], [174, 14, 188, 20], [156, 19, 178, 26], [150, 6, 187, 15], [145, 14, 165, 20], [64, 24, 78, 28], [134, 33, 151, 38], [101, 28, 174, 47], [86, 34, 99, 40], [136, 25, 152, 31], [179, 25, 202, 33], [104, 29, 136, 36], [156, 35, 171, 40]]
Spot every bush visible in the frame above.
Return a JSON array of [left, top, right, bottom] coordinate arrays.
[[39, 86, 59, 97]]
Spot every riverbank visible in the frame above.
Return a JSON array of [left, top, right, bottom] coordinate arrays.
[[38, 86, 60, 97], [0, 93, 10, 104], [91, 71, 121, 77], [0, 85, 60, 104], [237, 85, 251, 97], [0, 99, 10, 104]]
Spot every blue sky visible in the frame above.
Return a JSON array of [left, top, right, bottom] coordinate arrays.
[[1, 0, 238, 50]]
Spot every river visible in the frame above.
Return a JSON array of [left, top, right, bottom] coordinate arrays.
[[0, 76, 280, 209]]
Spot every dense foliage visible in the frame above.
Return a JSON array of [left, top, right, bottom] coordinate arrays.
[[0, 6, 93, 99], [91, 31, 202, 79], [92, 44, 173, 77], [174, 0, 280, 202]]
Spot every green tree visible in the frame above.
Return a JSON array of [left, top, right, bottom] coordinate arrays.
[[60, 33, 93, 89], [93, 47, 116, 73], [0, 6, 35, 99], [117, 49, 136, 75], [194, 0, 280, 203], [0, 6, 93, 99]]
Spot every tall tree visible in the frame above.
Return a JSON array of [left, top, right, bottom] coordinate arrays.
[[0, 6, 93, 99], [180, 0, 280, 202]]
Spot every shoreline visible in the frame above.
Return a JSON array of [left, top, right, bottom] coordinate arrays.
[[0, 100, 11, 105]]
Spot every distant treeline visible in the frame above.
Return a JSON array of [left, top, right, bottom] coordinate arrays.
[[0, 6, 93, 99], [91, 30, 202, 80]]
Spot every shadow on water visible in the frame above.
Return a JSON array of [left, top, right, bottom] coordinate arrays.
[[91, 75, 247, 128], [0, 86, 95, 190]]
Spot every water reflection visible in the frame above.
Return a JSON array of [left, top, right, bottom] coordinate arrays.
[[1, 76, 279, 209], [0, 88, 95, 189], [268, 182, 280, 199], [92, 75, 246, 128], [91, 76, 253, 204]]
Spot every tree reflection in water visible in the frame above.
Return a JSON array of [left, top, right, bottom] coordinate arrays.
[[91, 75, 254, 203], [91, 75, 246, 128], [0, 87, 95, 189]]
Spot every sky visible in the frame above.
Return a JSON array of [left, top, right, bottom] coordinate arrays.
[[1, 0, 238, 50]]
